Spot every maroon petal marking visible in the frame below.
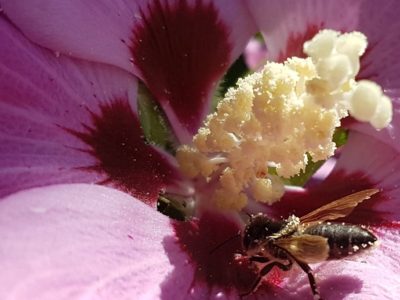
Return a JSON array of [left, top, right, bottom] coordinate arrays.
[[171, 212, 283, 296], [65, 98, 180, 205], [131, 0, 231, 141], [269, 170, 389, 226], [277, 23, 322, 62]]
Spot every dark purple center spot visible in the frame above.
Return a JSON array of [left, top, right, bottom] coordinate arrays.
[[131, 0, 231, 136], [65, 98, 179, 204], [269, 170, 389, 226], [169, 212, 283, 296], [277, 23, 322, 62]]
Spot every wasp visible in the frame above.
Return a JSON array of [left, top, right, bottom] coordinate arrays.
[[240, 189, 379, 299]]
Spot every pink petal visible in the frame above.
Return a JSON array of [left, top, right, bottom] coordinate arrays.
[[0, 185, 277, 300], [0, 184, 260, 299], [0, 0, 134, 72], [243, 37, 268, 71], [0, 16, 181, 204], [330, 131, 400, 224], [315, 225, 400, 299], [2, 184, 396, 299], [342, 1, 400, 150], [356, 0, 400, 89], [246, 0, 361, 61], [1, 0, 257, 143], [0, 184, 192, 299], [309, 225, 400, 300]]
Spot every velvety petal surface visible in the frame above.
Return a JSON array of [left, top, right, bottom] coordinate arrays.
[[0, 184, 194, 300], [1, 0, 258, 142], [0, 184, 279, 300], [344, 0, 400, 150], [0, 17, 181, 204], [246, 0, 361, 62], [1, 0, 135, 72], [330, 131, 400, 224], [2, 184, 398, 300]]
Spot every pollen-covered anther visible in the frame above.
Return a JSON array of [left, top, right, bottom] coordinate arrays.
[[250, 176, 285, 205], [212, 188, 248, 211], [177, 29, 393, 211], [176, 145, 219, 178]]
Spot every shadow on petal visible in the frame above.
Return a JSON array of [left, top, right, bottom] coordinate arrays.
[[318, 275, 363, 300]]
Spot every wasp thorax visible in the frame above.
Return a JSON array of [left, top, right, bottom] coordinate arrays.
[[176, 29, 392, 211]]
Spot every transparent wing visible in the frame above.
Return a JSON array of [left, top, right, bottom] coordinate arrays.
[[276, 234, 329, 263], [300, 189, 379, 224]]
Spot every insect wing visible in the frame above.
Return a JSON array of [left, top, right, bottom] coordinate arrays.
[[300, 189, 379, 224], [276, 234, 329, 263]]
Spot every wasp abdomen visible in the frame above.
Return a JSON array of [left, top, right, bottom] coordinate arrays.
[[304, 223, 377, 259]]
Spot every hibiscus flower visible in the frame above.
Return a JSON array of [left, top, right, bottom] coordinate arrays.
[[1, 1, 399, 299]]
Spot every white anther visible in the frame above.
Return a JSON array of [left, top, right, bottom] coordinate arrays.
[[349, 80, 382, 122], [304, 29, 339, 59], [336, 32, 368, 57], [370, 95, 393, 129], [317, 54, 353, 89]]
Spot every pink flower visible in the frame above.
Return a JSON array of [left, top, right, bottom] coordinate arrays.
[[0, 0, 400, 299]]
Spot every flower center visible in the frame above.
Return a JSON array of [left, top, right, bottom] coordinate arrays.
[[177, 30, 392, 211]]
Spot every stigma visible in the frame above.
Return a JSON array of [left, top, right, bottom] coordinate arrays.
[[177, 30, 392, 211]]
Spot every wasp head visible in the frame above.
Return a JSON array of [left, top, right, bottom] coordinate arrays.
[[243, 214, 285, 251]]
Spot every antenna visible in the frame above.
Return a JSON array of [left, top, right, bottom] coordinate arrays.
[[244, 211, 252, 219], [209, 231, 241, 254]]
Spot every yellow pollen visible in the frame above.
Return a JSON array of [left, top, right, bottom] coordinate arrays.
[[176, 29, 393, 211]]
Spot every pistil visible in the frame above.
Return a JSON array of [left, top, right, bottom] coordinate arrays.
[[177, 30, 393, 211]]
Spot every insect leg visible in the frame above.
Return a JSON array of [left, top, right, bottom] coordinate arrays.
[[274, 244, 322, 300], [241, 260, 292, 297], [295, 260, 322, 300], [249, 255, 270, 263], [260, 259, 293, 275]]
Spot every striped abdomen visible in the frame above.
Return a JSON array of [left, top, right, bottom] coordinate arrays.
[[304, 223, 377, 259]]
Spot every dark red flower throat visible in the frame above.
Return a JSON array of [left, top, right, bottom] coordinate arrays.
[[65, 99, 178, 204], [131, 0, 231, 139]]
